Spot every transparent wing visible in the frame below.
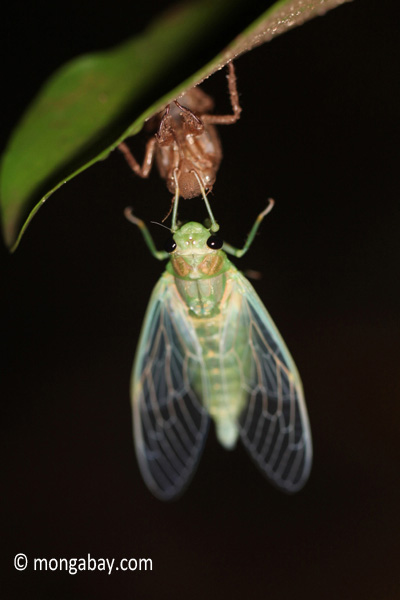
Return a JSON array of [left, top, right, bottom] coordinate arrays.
[[229, 271, 312, 493], [132, 272, 210, 500]]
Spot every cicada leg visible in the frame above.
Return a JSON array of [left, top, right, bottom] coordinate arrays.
[[201, 62, 242, 126], [166, 168, 220, 234], [190, 170, 219, 233], [124, 208, 169, 261], [223, 199, 275, 257], [170, 169, 182, 233], [118, 137, 157, 178]]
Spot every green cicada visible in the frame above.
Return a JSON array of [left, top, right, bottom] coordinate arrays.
[[126, 192, 312, 500]]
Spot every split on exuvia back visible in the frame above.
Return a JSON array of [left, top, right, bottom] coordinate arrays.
[[125, 181, 313, 500]]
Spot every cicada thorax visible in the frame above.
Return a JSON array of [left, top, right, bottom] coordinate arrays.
[[168, 249, 228, 318], [170, 251, 225, 278]]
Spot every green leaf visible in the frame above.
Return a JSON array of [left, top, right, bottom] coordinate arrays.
[[0, 0, 350, 251]]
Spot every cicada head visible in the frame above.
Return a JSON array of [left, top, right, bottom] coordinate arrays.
[[172, 222, 210, 254], [164, 222, 226, 280]]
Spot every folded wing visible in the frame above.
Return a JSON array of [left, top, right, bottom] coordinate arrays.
[[231, 272, 312, 492], [132, 273, 210, 500]]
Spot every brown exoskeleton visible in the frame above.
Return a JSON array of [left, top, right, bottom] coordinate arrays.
[[118, 61, 241, 212]]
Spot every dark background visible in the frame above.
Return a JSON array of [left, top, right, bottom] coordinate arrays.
[[2, 1, 399, 598]]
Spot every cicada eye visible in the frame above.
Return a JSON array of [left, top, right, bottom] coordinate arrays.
[[206, 235, 223, 250], [164, 237, 177, 253]]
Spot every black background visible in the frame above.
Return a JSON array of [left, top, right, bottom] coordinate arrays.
[[2, 1, 399, 598]]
